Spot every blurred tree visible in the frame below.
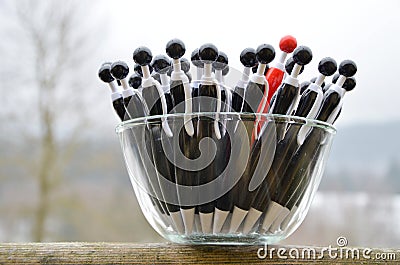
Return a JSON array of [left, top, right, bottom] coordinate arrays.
[[0, 0, 99, 241]]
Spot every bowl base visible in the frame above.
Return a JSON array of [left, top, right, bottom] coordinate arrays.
[[165, 233, 285, 245]]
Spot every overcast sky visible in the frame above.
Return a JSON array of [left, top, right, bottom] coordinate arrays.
[[93, 0, 400, 128]]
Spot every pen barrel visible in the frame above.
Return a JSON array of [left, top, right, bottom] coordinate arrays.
[[112, 97, 127, 121], [196, 119, 217, 213], [234, 137, 263, 210], [266, 68, 285, 104], [123, 95, 147, 119], [270, 83, 298, 115], [276, 129, 324, 206], [142, 85, 163, 116], [194, 83, 218, 113], [150, 125, 181, 213], [220, 88, 227, 112], [175, 120, 199, 209], [231, 86, 245, 112], [250, 125, 301, 212], [316, 91, 341, 121], [170, 80, 185, 113], [164, 92, 175, 113], [242, 82, 265, 113]]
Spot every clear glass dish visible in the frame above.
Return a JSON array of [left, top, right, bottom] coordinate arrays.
[[116, 112, 336, 245]]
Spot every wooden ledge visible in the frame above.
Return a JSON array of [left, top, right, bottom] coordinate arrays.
[[0, 242, 399, 264]]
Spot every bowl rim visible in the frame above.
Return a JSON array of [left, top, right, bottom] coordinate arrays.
[[115, 112, 337, 134]]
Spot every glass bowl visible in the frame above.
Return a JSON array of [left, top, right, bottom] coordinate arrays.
[[115, 112, 336, 245]]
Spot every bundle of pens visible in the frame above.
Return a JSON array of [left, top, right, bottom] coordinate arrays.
[[99, 36, 357, 244]]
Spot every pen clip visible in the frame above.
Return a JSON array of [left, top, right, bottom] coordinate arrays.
[[154, 80, 173, 137], [254, 79, 269, 140], [181, 72, 195, 137], [297, 84, 324, 145], [214, 82, 222, 140]]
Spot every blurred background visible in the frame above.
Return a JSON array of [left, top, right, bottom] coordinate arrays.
[[1, 0, 399, 247]]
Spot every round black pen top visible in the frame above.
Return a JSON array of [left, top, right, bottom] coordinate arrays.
[[134, 63, 153, 76], [332, 71, 356, 92], [191, 48, 204, 68], [128, 73, 142, 89], [213, 51, 228, 71], [240, 48, 257, 67], [285, 57, 304, 75], [311, 57, 337, 87], [180, 57, 190, 73], [338, 59, 357, 77], [292, 46, 313, 66], [110, 61, 129, 80], [133, 46, 153, 66], [152, 54, 171, 74], [318, 57, 337, 76], [255, 44, 275, 65], [98, 63, 115, 83], [166, 38, 186, 59], [199, 43, 219, 63], [342, 76, 356, 91]]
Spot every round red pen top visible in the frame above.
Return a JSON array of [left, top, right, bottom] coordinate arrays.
[[279, 35, 297, 53], [267, 35, 297, 103]]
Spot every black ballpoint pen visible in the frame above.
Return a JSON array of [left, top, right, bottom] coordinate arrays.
[[165, 39, 196, 234], [98, 62, 126, 121], [242, 57, 338, 233], [231, 48, 257, 113], [132, 47, 176, 225], [108, 61, 170, 220], [210, 51, 232, 233], [241, 44, 275, 114], [192, 43, 222, 233], [228, 44, 277, 233], [151, 55, 175, 113], [149, 54, 188, 232], [262, 60, 357, 233], [268, 46, 312, 142]]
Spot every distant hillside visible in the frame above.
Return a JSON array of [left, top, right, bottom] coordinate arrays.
[[326, 120, 400, 172], [321, 120, 400, 192]]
